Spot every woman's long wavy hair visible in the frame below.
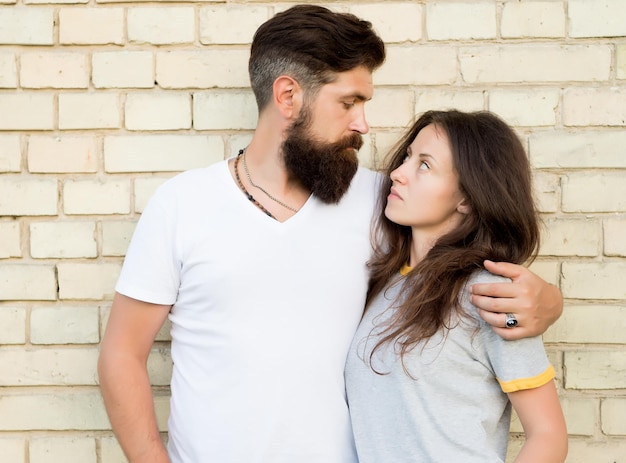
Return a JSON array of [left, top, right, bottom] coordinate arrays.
[[367, 110, 540, 363]]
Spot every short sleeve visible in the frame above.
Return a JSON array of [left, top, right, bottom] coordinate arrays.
[[467, 271, 554, 393], [115, 183, 181, 305]]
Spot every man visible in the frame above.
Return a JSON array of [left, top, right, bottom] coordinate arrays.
[[98, 5, 562, 463]]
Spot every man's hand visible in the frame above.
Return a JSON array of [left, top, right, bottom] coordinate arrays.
[[471, 260, 563, 340]]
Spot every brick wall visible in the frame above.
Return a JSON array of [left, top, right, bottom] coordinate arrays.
[[0, 1, 625, 462]]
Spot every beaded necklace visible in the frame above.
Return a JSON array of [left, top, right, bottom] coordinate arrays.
[[234, 151, 275, 219], [241, 148, 299, 213]]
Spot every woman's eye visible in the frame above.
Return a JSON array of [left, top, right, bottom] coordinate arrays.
[[418, 160, 429, 170]]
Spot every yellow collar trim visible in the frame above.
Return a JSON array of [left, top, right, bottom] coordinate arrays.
[[400, 263, 413, 276]]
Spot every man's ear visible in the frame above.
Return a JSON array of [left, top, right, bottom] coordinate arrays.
[[273, 75, 302, 119], [457, 198, 471, 215]]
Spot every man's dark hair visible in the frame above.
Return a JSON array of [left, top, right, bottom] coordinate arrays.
[[249, 4, 386, 111]]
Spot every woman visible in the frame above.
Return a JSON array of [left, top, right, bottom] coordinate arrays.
[[345, 110, 567, 462]]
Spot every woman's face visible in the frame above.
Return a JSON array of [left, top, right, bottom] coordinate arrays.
[[385, 123, 467, 242]]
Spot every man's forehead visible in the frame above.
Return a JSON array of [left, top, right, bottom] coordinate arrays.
[[322, 67, 374, 99]]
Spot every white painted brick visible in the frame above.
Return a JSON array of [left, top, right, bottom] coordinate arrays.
[[92, 51, 154, 89], [30, 437, 96, 463], [356, 133, 373, 170], [200, 5, 268, 45], [0, 177, 57, 216], [148, 348, 172, 386], [59, 93, 120, 130], [372, 130, 405, 169], [57, 262, 121, 300], [125, 93, 191, 131], [30, 221, 97, 258], [0, 94, 54, 130], [0, 222, 21, 258], [101, 220, 137, 257], [528, 260, 560, 287], [25, 0, 88, 3], [59, 8, 123, 45], [193, 92, 258, 130], [569, 0, 626, 38], [501, 2, 565, 38], [63, 179, 130, 215], [563, 88, 626, 126], [0, 307, 26, 344], [100, 436, 126, 463], [28, 135, 98, 173], [0, 52, 17, 88], [349, 3, 422, 43], [0, 265, 56, 301], [604, 219, 626, 257], [560, 397, 597, 436], [427, 2, 495, 40], [0, 135, 20, 172], [134, 177, 171, 213], [376, 46, 457, 85], [460, 45, 611, 83], [602, 398, 626, 435], [539, 218, 600, 257], [488, 89, 559, 127], [0, 392, 109, 430], [532, 172, 560, 213], [156, 50, 250, 89], [0, 438, 24, 463], [618, 44, 626, 80], [562, 173, 626, 213], [0, 348, 98, 385], [0, 8, 53, 45], [544, 305, 626, 344], [415, 91, 484, 115], [564, 350, 626, 389], [227, 133, 254, 159], [31, 305, 99, 344], [128, 7, 194, 45], [368, 88, 414, 128], [104, 135, 224, 172], [530, 130, 626, 168], [154, 394, 170, 432], [562, 262, 626, 300], [565, 440, 626, 463], [20, 52, 88, 89]]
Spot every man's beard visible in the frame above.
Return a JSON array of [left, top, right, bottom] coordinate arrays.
[[282, 108, 363, 204]]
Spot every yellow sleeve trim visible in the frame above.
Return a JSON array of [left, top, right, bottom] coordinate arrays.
[[497, 365, 555, 393]]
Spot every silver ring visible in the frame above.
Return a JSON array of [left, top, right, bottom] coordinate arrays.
[[505, 313, 518, 328]]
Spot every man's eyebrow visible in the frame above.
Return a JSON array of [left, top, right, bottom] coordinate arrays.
[[344, 93, 371, 102]]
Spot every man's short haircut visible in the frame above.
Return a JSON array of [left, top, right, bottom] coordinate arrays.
[[249, 4, 386, 111]]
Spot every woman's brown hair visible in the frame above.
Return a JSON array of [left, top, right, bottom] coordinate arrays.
[[368, 110, 540, 363]]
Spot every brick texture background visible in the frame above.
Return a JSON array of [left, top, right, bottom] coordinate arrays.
[[1, 1, 625, 462]]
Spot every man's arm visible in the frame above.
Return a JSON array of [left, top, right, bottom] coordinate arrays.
[[98, 292, 172, 463], [471, 260, 563, 340]]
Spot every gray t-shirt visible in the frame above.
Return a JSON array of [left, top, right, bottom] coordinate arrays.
[[345, 270, 554, 463]]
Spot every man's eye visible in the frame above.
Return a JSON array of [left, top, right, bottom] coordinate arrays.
[[343, 102, 355, 109]]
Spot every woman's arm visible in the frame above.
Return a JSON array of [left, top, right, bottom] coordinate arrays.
[[508, 381, 568, 463], [471, 260, 563, 340]]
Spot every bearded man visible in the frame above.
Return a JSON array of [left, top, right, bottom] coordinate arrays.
[[97, 5, 563, 463]]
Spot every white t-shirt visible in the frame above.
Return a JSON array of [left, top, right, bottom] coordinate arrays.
[[116, 160, 380, 463]]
